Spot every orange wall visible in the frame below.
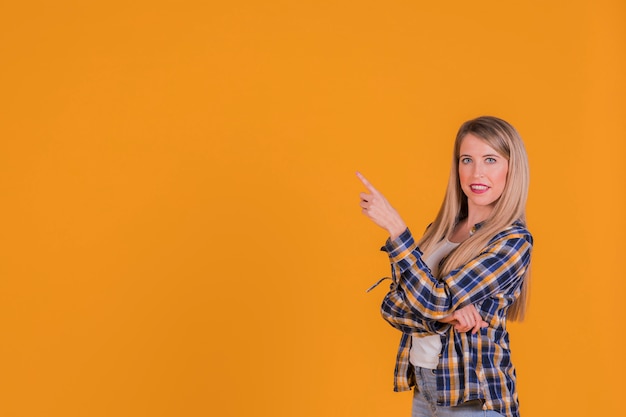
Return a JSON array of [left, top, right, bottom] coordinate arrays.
[[0, 1, 624, 416]]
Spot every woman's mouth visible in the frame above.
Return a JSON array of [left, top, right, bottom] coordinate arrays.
[[470, 184, 490, 194]]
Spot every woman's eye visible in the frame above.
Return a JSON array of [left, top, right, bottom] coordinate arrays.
[[485, 157, 497, 164], [461, 157, 472, 164]]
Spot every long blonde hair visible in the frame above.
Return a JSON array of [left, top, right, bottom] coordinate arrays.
[[417, 116, 531, 321]]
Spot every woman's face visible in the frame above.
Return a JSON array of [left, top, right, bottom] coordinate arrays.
[[458, 133, 509, 214]]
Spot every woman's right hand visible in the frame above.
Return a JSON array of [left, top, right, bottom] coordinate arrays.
[[356, 172, 407, 240]]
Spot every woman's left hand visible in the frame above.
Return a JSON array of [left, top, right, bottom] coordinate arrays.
[[357, 172, 407, 240], [441, 304, 489, 334]]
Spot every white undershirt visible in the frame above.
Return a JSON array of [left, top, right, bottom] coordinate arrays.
[[409, 239, 460, 369]]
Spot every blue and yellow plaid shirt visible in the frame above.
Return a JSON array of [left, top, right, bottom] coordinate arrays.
[[378, 222, 532, 417]]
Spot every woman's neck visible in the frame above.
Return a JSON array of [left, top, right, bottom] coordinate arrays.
[[466, 204, 494, 229], [450, 206, 494, 243]]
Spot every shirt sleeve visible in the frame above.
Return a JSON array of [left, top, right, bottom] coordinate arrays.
[[380, 280, 453, 335], [380, 225, 532, 322]]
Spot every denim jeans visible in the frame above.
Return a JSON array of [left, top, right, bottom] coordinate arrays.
[[411, 366, 504, 417]]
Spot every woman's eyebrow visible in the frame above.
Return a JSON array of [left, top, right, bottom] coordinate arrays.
[[459, 153, 501, 158]]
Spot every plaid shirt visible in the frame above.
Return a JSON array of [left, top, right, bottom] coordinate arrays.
[[378, 222, 532, 417]]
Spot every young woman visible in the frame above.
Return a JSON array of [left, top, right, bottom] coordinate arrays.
[[358, 116, 533, 417]]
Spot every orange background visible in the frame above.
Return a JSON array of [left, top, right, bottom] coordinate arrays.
[[0, 1, 624, 416]]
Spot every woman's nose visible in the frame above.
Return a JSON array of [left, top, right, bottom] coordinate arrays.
[[473, 165, 485, 178]]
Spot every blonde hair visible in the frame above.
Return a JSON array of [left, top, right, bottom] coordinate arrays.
[[417, 116, 531, 321]]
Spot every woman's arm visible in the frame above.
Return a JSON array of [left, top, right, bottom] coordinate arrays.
[[381, 282, 489, 334], [379, 282, 454, 335], [372, 278, 487, 335], [374, 218, 531, 327], [382, 226, 532, 320], [357, 172, 502, 332]]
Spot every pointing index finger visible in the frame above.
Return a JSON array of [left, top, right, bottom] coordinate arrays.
[[356, 171, 378, 194]]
